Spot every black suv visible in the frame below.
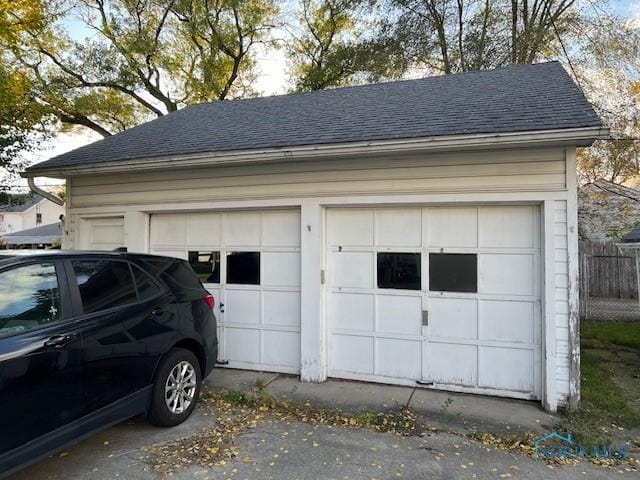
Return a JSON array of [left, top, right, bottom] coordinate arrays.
[[0, 251, 218, 477]]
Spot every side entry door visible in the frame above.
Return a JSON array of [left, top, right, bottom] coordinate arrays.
[[0, 260, 83, 458]]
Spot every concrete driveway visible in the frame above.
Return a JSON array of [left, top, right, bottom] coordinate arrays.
[[10, 369, 639, 480]]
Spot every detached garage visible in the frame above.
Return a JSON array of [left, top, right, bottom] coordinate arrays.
[[24, 62, 607, 411]]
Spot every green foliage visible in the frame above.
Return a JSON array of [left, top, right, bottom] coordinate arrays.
[[437, 397, 458, 423], [0, 0, 52, 184], [0, 63, 50, 201], [353, 410, 415, 430], [1, 0, 279, 138], [223, 389, 249, 404], [288, 0, 405, 91]]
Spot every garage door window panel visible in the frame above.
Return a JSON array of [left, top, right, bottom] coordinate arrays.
[[429, 253, 477, 293], [189, 251, 221, 284], [377, 253, 421, 290], [227, 251, 260, 285]]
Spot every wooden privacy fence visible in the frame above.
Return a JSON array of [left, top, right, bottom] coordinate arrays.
[[579, 240, 640, 321]]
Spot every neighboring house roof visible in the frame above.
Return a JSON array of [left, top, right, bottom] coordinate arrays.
[[27, 62, 602, 174], [1, 222, 62, 245], [621, 226, 640, 243], [0, 194, 43, 213], [578, 180, 640, 242]]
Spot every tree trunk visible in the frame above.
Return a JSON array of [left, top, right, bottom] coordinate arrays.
[[59, 113, 112, 137], [511, 0, 518, 64]]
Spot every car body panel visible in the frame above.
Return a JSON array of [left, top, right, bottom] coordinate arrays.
[[0, 251, 218, 478]]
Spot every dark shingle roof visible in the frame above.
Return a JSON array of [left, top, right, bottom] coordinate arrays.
[[0, 194, 43, 212], [622, 226, 640, 243], [28, 62, 602, 173]]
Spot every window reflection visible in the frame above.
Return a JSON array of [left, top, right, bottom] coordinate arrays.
[[131, 265, 163, 300], [0, 263, 61, 338], [72, 260, 137, 314]]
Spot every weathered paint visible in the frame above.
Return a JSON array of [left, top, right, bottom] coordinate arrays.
[[62, 146, 578, 411], [325, 205, 543, 400], [565, 148, 581, 409]]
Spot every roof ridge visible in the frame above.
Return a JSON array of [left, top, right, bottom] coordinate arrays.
[[184, 61, 564, 110]]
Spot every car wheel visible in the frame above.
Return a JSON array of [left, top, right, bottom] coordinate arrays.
[[148, 348, 202, 427]]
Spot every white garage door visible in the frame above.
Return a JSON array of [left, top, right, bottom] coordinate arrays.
[[149, 210, 301, 373], [326, 206, 542, 399], [79, 217, 125, 250]]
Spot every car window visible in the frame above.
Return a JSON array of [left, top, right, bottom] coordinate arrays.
[[144, 258, 203, 292], [0, 262, 62, 338], [72, 260, 137, 314], [131, 265, 163, 301]]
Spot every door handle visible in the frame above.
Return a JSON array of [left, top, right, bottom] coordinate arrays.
[[219, 302, 225, 313], [151, 307, 164, 317], [44, 333, 79, 348]]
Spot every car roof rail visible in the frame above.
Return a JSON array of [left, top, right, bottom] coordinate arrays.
[[112, 247, 128, 252]]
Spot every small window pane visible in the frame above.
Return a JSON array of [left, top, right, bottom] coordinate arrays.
[[377, 253, 421, 290], [227, 252, 260, 285], [73, 260, 137, 314], [429, 253, 477, 293], [132, 265, 163, 301], [0, 263, 62, 338], [188, 251, 220, 284]]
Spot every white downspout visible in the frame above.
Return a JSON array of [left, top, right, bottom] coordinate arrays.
[[27, 177, 65, 206]]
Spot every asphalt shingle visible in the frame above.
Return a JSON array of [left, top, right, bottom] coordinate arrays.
[[622, 226, 640, 243], [27, 61, 603, 173]]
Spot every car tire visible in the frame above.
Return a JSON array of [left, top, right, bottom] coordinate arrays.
[[148, 348, 202, 427]]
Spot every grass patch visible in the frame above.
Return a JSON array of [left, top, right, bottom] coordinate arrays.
[[558, 320, 640, 448], [559, 350, 640, 447], [582, 320, 640, 350], [580, 351, 637, 422]]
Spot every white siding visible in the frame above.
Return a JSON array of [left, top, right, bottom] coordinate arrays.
[[62, 144, 577, 410], [22, 199, 65, 230], [69, 148, 566, 208], [0, 199, 65, 234], [553, 200, 571, 402]]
